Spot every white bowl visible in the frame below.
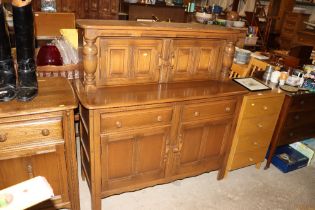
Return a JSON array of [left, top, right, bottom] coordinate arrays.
[[233, 21, 245, 28], [195, 12, 212, 24]]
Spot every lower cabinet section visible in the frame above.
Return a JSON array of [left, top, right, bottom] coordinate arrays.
[[101, 126, 170, 191], [0, 144, 69, 206]]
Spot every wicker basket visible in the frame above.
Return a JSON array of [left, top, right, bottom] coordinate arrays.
[[37, 63, 82, 80]]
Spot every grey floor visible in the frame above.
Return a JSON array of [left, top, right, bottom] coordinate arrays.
[[78, 160, 315, 210]]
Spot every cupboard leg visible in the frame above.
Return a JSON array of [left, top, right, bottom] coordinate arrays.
[[91, 194, 102, 210], [255, 162, 261, 169]]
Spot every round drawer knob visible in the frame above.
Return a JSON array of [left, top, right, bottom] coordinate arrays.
[[263, 106, 268, 111], [116, 121, 122, 128], [300, 100, 305, 105], [294, 115, 300, 120], [0, 134, 7, 142], [41, 129, 50, 136], [251, 103, 255, 107], [249, 158, 254, 162], [157, 115, 163, 122], [225, 107, 231, 112], [194, 112, 200, 117], [253, 142, 258, 146], [289, 132, 294, 137], [257, 123, 263, 128]]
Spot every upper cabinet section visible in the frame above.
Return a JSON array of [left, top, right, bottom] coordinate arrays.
[[77, 20, 243, 89]]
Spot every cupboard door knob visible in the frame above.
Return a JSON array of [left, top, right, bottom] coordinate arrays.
[[116, 121, 122, 128], [194, 111, 200, 117], [257, 123, 263, 128], [41, 129, 50, 136], [173, 147, 179, 153], [225, 107, 231, 112], [157, 115, 163, 122], [0, 133, 7, 142], [249, 158, 254, 162], [263, 106, 268, 110]]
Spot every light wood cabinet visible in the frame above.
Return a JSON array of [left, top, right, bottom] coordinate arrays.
[[0, 78, 79, 210], [75, 21, 247, 210], [224, 91, 285, 177]]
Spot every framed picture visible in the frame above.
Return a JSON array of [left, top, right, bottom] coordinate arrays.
[[233, 77, 271, 91]]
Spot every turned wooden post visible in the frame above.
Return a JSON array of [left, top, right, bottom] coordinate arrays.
[[221, 41, 235, 81], [83, 36, 98, 90]]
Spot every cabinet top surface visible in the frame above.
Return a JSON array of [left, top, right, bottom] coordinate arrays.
[[76, 20, 242, 35], [74, 80, 248, 109], [0, 77, 77, 118]]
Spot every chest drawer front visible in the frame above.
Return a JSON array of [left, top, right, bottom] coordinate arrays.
[[243, 96, 283, 118], [231, 147, 268, 170], [182, 100, 236, 122], [0, 118, 63, 148], [284, 110, 315, 129], [237, 114, 279, 138], [100, 107, 173, 133], [235, 135, 271, 153], [290, 95, 315, 111]]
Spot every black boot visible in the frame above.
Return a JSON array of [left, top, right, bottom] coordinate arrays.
[[0, 4, 16, 102], [12, 3, 38, 102]]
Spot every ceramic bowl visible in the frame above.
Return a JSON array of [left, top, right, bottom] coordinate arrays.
[[195, 12, 212, 24], [233, 21, 245, 28]]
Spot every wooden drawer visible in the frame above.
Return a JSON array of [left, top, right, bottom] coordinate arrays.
[[231, 147, 268, 170], [100, 107, 173, 133], [237, 114, 279, 137], [235, 135, 271, 153], [0, 118, 63, 148], [284, 110, 315, 129], [242, 96, 283, 119], [290, 94, 315, 111], [279, 124, 315, 146], [182, 100, 236, 122]]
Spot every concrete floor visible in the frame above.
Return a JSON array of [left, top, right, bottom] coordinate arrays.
[[79, 162, 315, 210]]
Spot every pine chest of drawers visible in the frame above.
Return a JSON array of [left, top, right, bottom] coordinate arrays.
[[0, 78, 80, 210], [224, 90, 285, 176]]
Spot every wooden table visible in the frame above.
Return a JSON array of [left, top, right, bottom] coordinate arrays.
[[0, 77, 80, 210]]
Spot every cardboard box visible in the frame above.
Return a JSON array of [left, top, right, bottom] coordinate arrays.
[[271, 145, 309, 173], [290, 142, 315, 166]]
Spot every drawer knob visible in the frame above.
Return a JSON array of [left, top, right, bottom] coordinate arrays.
[[289, 132, 294, 137], [257, 123, 263, 128], [41, 129, 50, 136], [249, 158, 254, 162], [194, 111, 200, 117], [0, 133, 8, 142], [263, 106, 268, 110], [116, 121, 122, 128], [225, 107, 231, 112], [294, 115, 300, 120], [251, 103, 255, 107], [253, 142, 258, 146], [157, 115, 163, 122], [300, 100, 305, 105]]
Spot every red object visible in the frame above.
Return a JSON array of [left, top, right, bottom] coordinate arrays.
[[36, 44, 63, 66]]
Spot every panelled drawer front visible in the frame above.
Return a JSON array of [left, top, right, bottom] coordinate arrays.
[[290, 95, 315, 111], [242, 96, 283, 118], [235, 135, 271, 153], [279, 124, 315, 146], [182, 100, 236, 122], [0, 118, 63, 147], [237, 114, 279, 137], [100, 107, 173, 133], [231, 147, 268, 170]]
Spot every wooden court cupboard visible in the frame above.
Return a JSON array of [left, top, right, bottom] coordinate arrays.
[[224, 89, 285, 176], [0, 78, 80, 210], [75, 20, 247, 210]]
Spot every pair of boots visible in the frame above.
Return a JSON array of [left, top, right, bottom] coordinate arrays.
[[0, 3, 38, 102]]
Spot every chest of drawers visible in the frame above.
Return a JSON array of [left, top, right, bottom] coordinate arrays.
[[224, 90, 285, 176], [0, 78, 79, 210], [266, 92, 315, 168]]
